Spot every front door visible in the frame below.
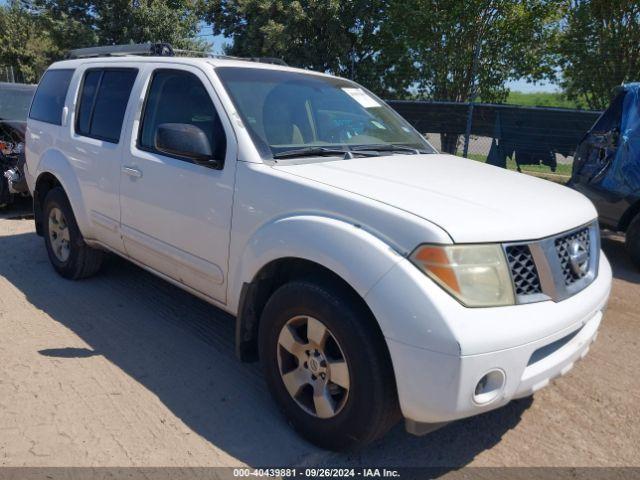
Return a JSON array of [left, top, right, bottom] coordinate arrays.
[[119, 65, 236, 304]]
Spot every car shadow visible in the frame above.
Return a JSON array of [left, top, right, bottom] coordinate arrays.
[[0, 229, 532, 468], [601, 231, 640, 284], [39, 347, 100, 358], [0, 196, 33, 220]]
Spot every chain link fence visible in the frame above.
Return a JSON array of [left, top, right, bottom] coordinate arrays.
[[388, 100, 603, 182]]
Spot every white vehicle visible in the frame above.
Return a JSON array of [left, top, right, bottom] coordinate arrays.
[[25, 44, 612, 450]]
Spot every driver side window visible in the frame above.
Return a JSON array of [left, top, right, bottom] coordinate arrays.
[[139, 69, 227, 163]]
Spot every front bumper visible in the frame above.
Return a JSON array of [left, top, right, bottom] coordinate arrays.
[[365, 252, 612, 429]]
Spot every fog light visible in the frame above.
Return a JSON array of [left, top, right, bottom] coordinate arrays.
[[473, 369, 505, 405]]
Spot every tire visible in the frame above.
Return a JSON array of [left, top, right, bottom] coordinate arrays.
[[259, 280, 400, 450], [626, 213, 640, 269], [42, 187, 103, 279]]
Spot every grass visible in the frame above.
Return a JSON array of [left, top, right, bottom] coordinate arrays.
[[464, 152, 572, 184], [504, 91, 588, 110]]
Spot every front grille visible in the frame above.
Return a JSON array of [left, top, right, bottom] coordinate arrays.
[[555, 227, 591, 285], [506, 245, 542, 295], [503, 221, 598, 304]]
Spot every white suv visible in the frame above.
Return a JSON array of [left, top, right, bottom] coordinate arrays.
[[25, 44, 612, 450]]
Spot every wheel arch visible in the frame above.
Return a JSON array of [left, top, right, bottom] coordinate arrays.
[[33, 151, 90, 238], [230, 215, 405, 362], [33, 172, 63, 236], [235, 257, 394, 375]]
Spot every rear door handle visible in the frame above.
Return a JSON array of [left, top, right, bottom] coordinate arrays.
[[122, 166, 142, 178]]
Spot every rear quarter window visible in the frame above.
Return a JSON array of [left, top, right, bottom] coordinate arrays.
[[76, 68, 138, 143], [29, 69, 74, 125]]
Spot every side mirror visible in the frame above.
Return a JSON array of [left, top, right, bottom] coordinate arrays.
[[154, 123, 221, 169]]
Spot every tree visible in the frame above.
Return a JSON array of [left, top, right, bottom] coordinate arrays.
[[25, 0, 207, 51], [199, 0, 389, 89], [380, 0, 561, 152], [0, 0, 207, 84], [557, 0, 640, 110], [202, 0, 561, 152], [0, 1, 58, 83]]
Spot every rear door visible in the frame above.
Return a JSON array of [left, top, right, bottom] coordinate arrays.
[[119, 64, 237, 304], [67, 64, 139, 251]]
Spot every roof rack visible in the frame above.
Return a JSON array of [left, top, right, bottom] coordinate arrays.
[[66, 43, 174, 59], [65, 42, 288, 66]]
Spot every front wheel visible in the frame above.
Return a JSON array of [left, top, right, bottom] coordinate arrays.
[[259, 280, 400, 450]]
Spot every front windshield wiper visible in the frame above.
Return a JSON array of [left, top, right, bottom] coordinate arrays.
[[272, 147, 379, 160], [350, 144, 428, 155]]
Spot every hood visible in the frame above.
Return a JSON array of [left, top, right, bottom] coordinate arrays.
[[272, 153, 597, 243]]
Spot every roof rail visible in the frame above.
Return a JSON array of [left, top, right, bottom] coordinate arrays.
[[249, 57, 288, 66], [66, 43, 288, 66], [172, 49, 287, 66], [66, 43, 174, 59]]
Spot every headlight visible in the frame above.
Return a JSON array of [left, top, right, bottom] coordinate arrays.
[[409, 244, 515, 307]]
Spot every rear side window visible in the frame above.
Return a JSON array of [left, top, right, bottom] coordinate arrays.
[[29, 69, 74, 125], [76, 68, 138, 143], [139, 69, 226, 162]]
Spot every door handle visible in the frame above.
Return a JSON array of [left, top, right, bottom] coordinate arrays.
[[122, 166, 143, 178]]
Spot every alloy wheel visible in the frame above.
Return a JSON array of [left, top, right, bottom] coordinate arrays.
[[48, 207, 71, 262], [277, 315, 350, 419]]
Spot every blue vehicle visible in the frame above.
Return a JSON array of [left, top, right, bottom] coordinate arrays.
[[570, 83, 640, 267]]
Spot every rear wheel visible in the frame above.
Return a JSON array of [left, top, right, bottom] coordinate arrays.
[[626, 213, 640, 269], [43, 187, 104, 279], [259, 280, 400, 450]]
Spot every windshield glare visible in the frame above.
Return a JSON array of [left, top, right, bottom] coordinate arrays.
[[215, 67, 434, 158]]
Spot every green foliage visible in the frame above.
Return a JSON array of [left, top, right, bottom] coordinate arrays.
[[0, 1, 58, 83], [26, 0, 206, 50], [0, 0, 207, 82], [201, 1, 563, 104], [0, 0, 636, 122], [504, 91, 587, 109], [556, 0, 640, 110], [199, 0, 387, 88], [200, 0, 564, 153], [380, 0, 563, 103]]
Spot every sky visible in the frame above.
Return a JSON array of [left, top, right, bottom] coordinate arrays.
[[506, 78, 559, 93], [207, 33, 228, 55]]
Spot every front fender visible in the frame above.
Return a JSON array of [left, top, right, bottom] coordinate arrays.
[[35, 149, 91, 238], [230, 215, 405, 314]]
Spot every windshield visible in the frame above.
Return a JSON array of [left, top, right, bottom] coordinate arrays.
[[215, 67, 435, 159]]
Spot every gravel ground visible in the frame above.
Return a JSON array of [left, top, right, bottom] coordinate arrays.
[[0, 200, 638, 468]]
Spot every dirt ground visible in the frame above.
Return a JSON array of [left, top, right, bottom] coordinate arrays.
[[0, 199, 638, 468]]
